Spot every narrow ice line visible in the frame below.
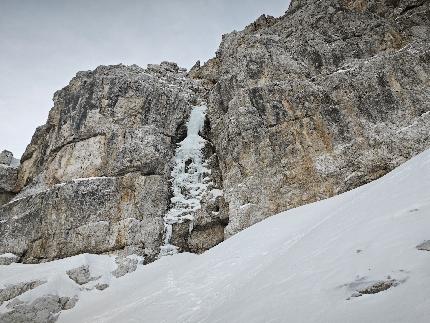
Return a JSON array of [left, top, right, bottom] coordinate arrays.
[[160, 105, 211, 256]]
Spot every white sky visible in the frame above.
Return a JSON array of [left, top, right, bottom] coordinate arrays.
[[0, 0, 290, 158]]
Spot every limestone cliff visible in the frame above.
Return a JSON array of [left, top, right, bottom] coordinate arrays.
[[1, 0, 429, 263], [0, 63, 225, 263], [193, 0, 430, 236], [0, 150, 19, 205]]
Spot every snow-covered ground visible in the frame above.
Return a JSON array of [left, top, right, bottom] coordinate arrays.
[[60, 149, 430, 322], [2, 149, 430, 322]]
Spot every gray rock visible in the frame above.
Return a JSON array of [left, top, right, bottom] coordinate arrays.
[[15, 63, 201, 192], [416, 240, 430, 251], [0, 62, 224, 261], [353, 279, 399, 297], [112, 257, 139, 278], [0, 175, 167, 263], [0, 150, 13, 166], [0, 253, 19, 265], [359, 280, 398, 294], [95, 283, 109, 291], [0, 165, 18, 194], [61, 296, 78, 311], [0, 191, 15, 207], [195, 0, 430, 237], [0, 280, 46, 306], [66, 265, 99, 285], [5, 298, 24, 309], [0, 295, 76, 323], [0, 150, 19, 205], [188, 223, 225, 254]]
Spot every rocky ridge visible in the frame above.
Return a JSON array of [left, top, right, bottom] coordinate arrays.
[[1, 0, 429, 264]]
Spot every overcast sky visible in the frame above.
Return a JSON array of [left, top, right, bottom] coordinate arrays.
[[0, 0, 290, 158]]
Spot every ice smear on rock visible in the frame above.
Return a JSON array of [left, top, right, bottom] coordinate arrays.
[[160, 105, 211, 256]]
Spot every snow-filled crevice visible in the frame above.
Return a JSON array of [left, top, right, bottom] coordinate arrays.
[[160, 105, 211, 256]]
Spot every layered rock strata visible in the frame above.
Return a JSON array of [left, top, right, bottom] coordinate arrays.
[[192, 0, 430, 236], [0, 63, 225, 263]]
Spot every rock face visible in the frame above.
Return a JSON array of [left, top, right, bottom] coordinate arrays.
[[0, 150, 14, 165], [17, 63, 199, 192], [0, 295, 77, 323], [192, 0, 430, 236], [0, 63, 225, 263], [0, 150, 19, 206], [1, 175, 167, 263], [0, 254, 19, 266], [1, 0, 430, 262]]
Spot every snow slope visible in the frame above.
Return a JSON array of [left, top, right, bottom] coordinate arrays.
[[57, 149, 430, 323]]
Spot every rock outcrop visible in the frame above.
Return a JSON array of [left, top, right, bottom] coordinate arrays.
[[0, 280, 46, 306], [0, 150, 19, 206], [416, 240, 430, 251], [1, 295, 77, 323], [193, 0, 430, 236], [0, 63, 225, 263], [66, 265, 98, 285], [0, 0, 429, 262]]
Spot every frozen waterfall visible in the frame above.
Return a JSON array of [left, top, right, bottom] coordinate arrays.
[[160, 105, 211, 256]]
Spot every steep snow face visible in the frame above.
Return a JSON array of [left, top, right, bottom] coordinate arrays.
[[59, 149, 430, 323], [161, 105, 211, 256]]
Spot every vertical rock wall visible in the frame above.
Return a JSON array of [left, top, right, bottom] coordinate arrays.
[[0, 63, 225, 263], [192, 0, 430, 237]]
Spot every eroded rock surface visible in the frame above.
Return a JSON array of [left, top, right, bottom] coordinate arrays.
[[111, 257, 139, 278], [66, 265, 99, 285], [95, 283, 109, 291], [17, 63, 202, 194], [0, 295, 77, 323], [358, 280, 398, 295], [0, 151, 13, 166], [347, 279, 400, 299], [193, 0, 430, 236], [0, 63, 224, 262], [0, 175, 167, 263], [0, 254, 19, 266], [0, 150, 19, 206], [0, 280, 46, 306]]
